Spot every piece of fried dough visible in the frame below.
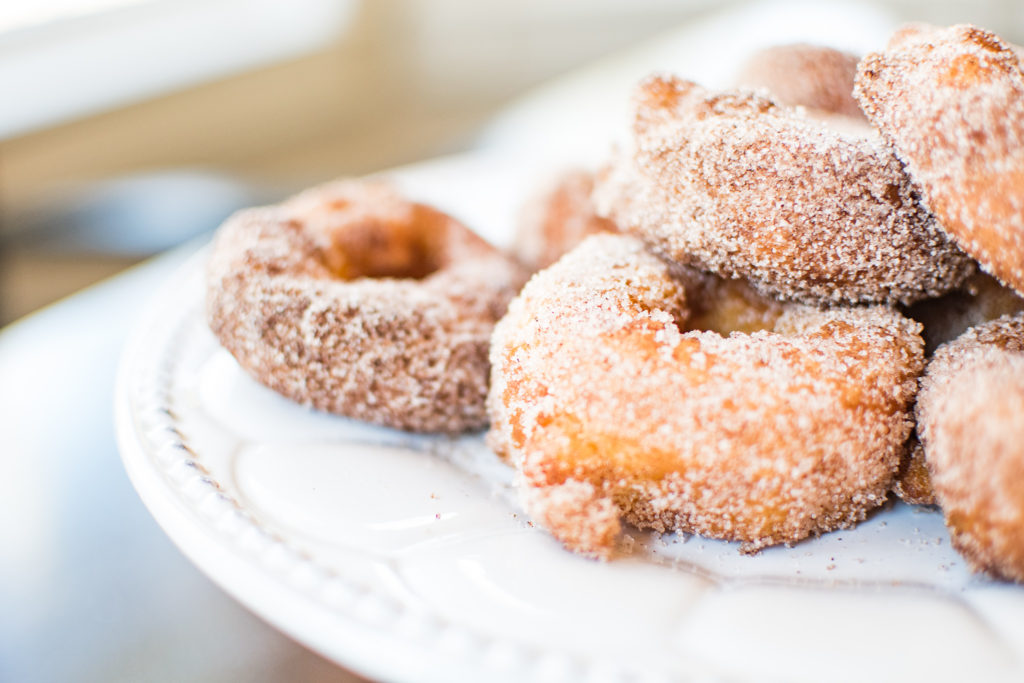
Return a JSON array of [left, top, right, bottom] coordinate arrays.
[[917, 313, 1024, 582], [895, 273, 1024, 505], [207, 179, 527, 433], [892, 436, 937, 506], [593, 76, 973, 306], [855, 24, 1024, 295], [489, 233, 923, 558]]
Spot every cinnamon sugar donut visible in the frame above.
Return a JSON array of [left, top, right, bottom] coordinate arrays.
[[855, 24, 1024, 295], [917, 313, 1024, 581], [736, 43, 866, 120], [489, 233, 924, 559], [207, 179, 527, 433], [593, 75, 973, 306], [513, 170, 617, 272]]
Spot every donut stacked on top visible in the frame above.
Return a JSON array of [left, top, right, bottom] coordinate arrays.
[[592, 72, 973, 305], [491, 28, 1024, 576]]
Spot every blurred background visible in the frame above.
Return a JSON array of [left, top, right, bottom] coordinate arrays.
[[1, 0, 732, 324], [2, 1, 1023, 682], [3, 0, 1023, 325]]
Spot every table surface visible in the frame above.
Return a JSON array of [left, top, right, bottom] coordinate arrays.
[[0, 244, 366, 683]]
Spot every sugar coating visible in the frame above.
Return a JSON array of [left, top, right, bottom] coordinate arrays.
[[489, 233, 924, 559], [592, 76, 974, 306], [855, 24, 1024, 296], [736, 43, 866, 120], [513, 169, 617, 272], [206, 179, 527, 433], [486, 233, 688, 463], [916, 313, 1024, 582]]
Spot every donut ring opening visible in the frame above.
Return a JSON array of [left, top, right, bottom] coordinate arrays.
[[281, 180, 513, 283]]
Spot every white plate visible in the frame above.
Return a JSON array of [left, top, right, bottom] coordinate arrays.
[[116, 154, 1024, 683]]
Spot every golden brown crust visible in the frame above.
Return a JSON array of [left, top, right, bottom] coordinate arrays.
[[736, 43, 866, 119], [206, 179, 527, 433], [916, 313, 1024, 582], [855, 24, 1024, 296], [593, 76, 973, 306], [513, 170, 617, 272], [489, 234, 924, 559]]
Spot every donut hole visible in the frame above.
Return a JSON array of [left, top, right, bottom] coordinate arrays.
[[683, 278, 784, 335], [317, 205, 450, 281]]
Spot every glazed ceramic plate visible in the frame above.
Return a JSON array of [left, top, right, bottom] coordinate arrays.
[[116, 153, 1024, 683]]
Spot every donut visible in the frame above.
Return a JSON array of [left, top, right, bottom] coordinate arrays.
[[854, 24, 1024, 295], [916, 313, 1024, 581], [592, 75, 973, 305], [206, 179, 527, 433], [489, 233, 924, 558], [513, 169, 617, 271], [736, 43, 866, 120]]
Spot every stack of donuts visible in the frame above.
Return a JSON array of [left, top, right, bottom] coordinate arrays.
[[206, 23, 1024, 583], [494, 23, 1024, 581]]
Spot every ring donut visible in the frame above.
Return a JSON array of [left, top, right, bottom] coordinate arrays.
[[592, 75, 974, 305], [855, 24, 1024, 295], [207, 179, 527, 433], [916, 313, 1024, 581], [489, 233, 924, 558]]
